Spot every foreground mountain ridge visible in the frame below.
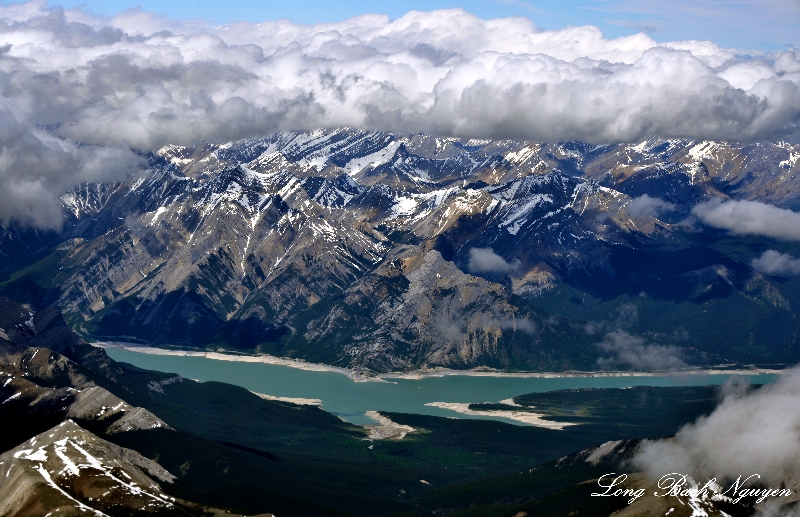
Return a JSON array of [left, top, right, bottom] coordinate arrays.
[[0, 420, 177, 517], [3, 128, 800, 371]]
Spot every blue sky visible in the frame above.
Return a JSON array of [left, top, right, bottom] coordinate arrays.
[[32, 0, 800, 52]]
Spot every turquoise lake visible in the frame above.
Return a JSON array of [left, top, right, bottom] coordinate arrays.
[[105, 347, 778, 426]]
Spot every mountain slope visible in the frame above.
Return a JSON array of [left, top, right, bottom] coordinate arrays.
[[0, 420, 181, 517], [3, 129, 800, 371]]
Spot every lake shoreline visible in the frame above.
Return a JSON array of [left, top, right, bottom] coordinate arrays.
[[424, 402, 576, 430], [93, 341, 785, 382], [94, 341, 375, 381]]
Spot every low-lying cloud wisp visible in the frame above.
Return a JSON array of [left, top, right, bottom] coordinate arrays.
[[467, 248, 521, 274], [752, 250, 800, 276], [692, 199, 800, 241], [626, 194, 677, 218], [596, 330, 687, 371], [480, 315, 536, 334]]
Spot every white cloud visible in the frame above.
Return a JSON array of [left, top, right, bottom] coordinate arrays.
[[718, 61, 777, 91], [752, 250, 800, 276], [435, 314, 466, 342], [626, 194, 676, 218], [468, 248, 520, 274], [0, 3, 799, 226], [692, 199, 800, 241], [596, 330, 687, 370], [0, 108, 143, 228], [481, 315, 536, 334], [633, 367, 800, 487]]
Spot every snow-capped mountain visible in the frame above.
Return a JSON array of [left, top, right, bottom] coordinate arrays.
[[5, 128, 800, 371], [0, 420, 178, 517]]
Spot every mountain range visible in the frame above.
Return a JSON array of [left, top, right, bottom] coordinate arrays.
[[3, 128, 800, 372]]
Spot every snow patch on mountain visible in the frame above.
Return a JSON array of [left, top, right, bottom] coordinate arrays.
[[345, 141, 402, 174]]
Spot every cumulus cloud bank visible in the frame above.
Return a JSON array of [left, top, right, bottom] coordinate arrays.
[[752, 250, 800, 276], [1, 2, 800, 226], [596, 330, 687, 370], [467, 248, 520, 274], [633, 367, 800, 488], [692, 199, 800, 241], [0, 109, 144, 228]]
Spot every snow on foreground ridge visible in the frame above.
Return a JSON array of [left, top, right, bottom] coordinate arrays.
[[0, 420, 176, 516]]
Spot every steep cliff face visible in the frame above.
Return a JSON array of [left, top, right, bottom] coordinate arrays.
[[290, 248, 585, 371], [3, 129, 800, 371]]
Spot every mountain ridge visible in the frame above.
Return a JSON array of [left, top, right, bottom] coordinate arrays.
[[3, 128, 800, 371]]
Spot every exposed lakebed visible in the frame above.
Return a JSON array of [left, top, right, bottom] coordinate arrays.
[[104, 345, 779, 426]]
